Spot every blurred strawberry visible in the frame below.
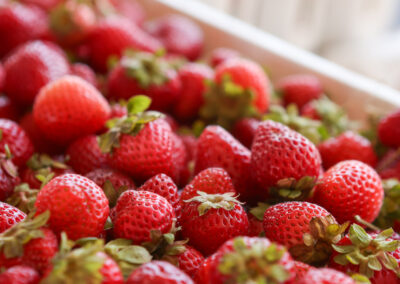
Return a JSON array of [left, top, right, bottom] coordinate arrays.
[[70, 63, 98, 88], [109, 0, 146, 25], [0, 265, 40, 284], [0, 96, 19, 121], [210, 47, 240, 67], [378, 108, 400, 148], [232, 118, 260, 149], [0, 202, 26, 233]]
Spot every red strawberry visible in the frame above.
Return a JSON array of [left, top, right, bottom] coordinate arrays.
[[313, 160, 383, 224], [34, 174, 109, 240], [109, 103, 128, 119], [232, 118, 260, 149], [247, 212, 264, 237], [181, 134, 197, 162], [113, 190, 175, 244], [292, 261, 312, 280], [109, 0, 146, 25], [0, 201, 26, 233], [378, 108, 400, 147], [194, 253, 217, 284], [0, 118, 34, 167], [301, 101, 320, 120], [145, 15, 203, 60], [99, 252, 124, 284], [378, 149, 400, 180], [0, 96, 19, 121], [0, 3, 48, 58], [106, 52, 181, 112], [180, 191, 249, 255], [277, 74, 323, 109], [298, 268, 356, 284], [0, 150, 20, 202], [71, 63, 98, 88], [173, 63, 213, 122], [33, 76, 111, 145], [374, 179, 400, 231], [126, 260, 193, 284], [20, 0, 61, 11], [319, 131, 377, 169], [86, 18, 162, 72], [251, 120, 321, 201], [171, 133, 190, 187], [177, 245, 204, 278], [210, 48, 240, 67], [0, 64, 4, 92], [0, 265, 40, 284], [4, 40, 70, 105], [208, 236, 296, 284]]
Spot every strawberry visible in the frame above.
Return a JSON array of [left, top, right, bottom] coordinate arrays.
[[251, 120, 321, 201], [374, 179, 400, 233], [4, 40, 70, 105], [329, 225, 400, 283], [0, 201, 26, 233], [33, 76, 111, 145], [301, 101, 321, 120], [277, 74, 323, 109], [0, 96, 19, 121], [378, 149, 400, 180], [247, 213, 264, 237], [201, 58, 271, 129], [0, 265, 40, 284], [194, 253, 217, 284], [378, 108, 400, 148], [210, 47, 240, 67], [0, 64, 4, 92], [176, 245, 204, 278], [0, 118, 34, 167], [113, 190, 175, 244], [298, 268, 357, 284], [313, 160, 383, 224], [180, 191, 249, 255], [208, 236, 296, 284], [34, 174, 109, 240], [106, 51, 181, 112], [171, 133, 189, 187], [0, 212, 58, 274], [86, 17, 162, 72], [232, 118, 260, 149], [0, 148, 20, 202], [292, 260, 312, 280], [71, 63, 98, 88], [20, 0, 61, 11], [172, 63, 213, 122], [0, 3, 49, 58], [109, 0, 146, 25], [126, 260, 193, 284]]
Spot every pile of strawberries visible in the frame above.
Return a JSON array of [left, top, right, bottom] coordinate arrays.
[[1, 0, 400, 283]]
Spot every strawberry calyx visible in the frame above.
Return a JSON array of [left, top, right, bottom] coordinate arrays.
[[103, 180, 129, 207], [199, 74, 258, 130], [332, 224, 400, 278], [249, 202, 270, 221], [0, 211, 50, 258], [351, 273, 372, 284], [6, 183, 39, 214], [98, 95, 164, 153], [270, 176, 316, 201], [374, 179, 400, 230], [289, 215, 349, 266], [218, 237, 290, 283], [27, 153, 69, 171], [184, 191, 242, 216], [0, 144, 18, 178]]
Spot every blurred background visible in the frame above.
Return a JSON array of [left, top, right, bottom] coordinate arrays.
[[196, 0, 400, 90]]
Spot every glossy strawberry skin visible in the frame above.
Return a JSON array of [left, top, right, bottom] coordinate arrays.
[[4, 40, 70, 105], [263, 201, 332, 249], [313, 160, 383, 224], [34, 174, 109, 240], [85, 168, 135, 192], [247, 213, 263, 237], [0, 265, 40, 284], [178, 245, 204, 278], [210, 48, 240, 67], [0, 202, 26, 233], [71, 63, 98, 88], [232, 118, 260, 149], [277, 74, 323, 109], [22, 166, 73, 189], [0, 96, 19, 121], [113, 190, 175, 244], [98, 252, 124, 284], [33, 76, 111, 145], [378, 109, 400, 147], [298, 268, 356, 284], [127, 260, 193, 284]]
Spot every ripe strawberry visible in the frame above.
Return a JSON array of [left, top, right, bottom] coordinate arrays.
[[301, 101, 320, 120], [201, 58, 271, 129], [176, 245, 204, 278], [298, 268, 357, 284], [109, 103, 128, 119], [180, 134, 197, 162], [126, 260, 193, 284], [33, 76, 111, 145], [171, 133, 189, 187], [313, 160, 383, 224], [0, 96, 19, 121], [0, 202, 26, 233], [4, 40, 70, 105], [0, 64, 4, 93], [277, 74, 323, 109], [0, 118, 34, 167], [109, 0, 146, 25], [247, 211, 264, 237], [106, 51, 181, 112], [210, 47, 240, 67], [86, 17, 162, 72], [34, 174, 109, 240], [194, 253, 217, 284], [232, 118, 260, 149], [251, 120, 321, 200], [180, 191, 248, 255], [378, 108, 400, 147], [113, 190, 175, 244], [0, 265, 40, 284], [374, 179, 400, 234], [292, 261, 312, 280], [0, 150, 21, 202], [0, 3, 49, 58], [378, 149, 400, 180], [173, 63, 213, 122], [71, 63, 98, 88], [208, 236, 296, 284]]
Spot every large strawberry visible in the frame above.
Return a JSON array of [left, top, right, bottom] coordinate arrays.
[[298, 268, 358, 284], [313, 160, 383, 224], [0, 265, 40, 284], [251, 120, 321, 201], [4, 40, 70, 105], [33, 76, 111, 145], [378, 108, 400, 148], [34, 174, 109, 240], [180, 191, 248, 255], [0, 202, 26, 233]]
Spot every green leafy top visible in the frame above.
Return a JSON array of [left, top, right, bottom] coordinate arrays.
[[6, 183, 40, 214], [270, 176, 316, 202], [249, 202, 270, 221], [184, 191, 242, 216], [374, 179, 400, 232], [0, 144, 17, 178], [26, 153, 68, 171]]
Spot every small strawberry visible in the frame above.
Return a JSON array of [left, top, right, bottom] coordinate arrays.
[[106, 51, 181, 112], [71, 63, 98, 88], [176, 245, 204, 278], [251, 120, 321, 201], [210, 47, 240, 67], [0, 265, 40, 284], [277, 74, 323, 109], [126, 260, 193, 284], [378, 108, 400, 148], [171, 133, 189, 187], [33, 76, 111, 145], [232, 118, 260, 149], [378, 149, 400, 180], [4, 40, 70, 105], [0, 96, 19, 121], [298, 268, 357, 284], [172, 63, 213, 122], [34, 174, 109, 240], [313, 160, 383, 224], [194, 253, 217, 284], [292, 260, 312, 281], [180, 191, 249, 255], [301, 100, 320, 120], [0, 201, 26, 233]]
